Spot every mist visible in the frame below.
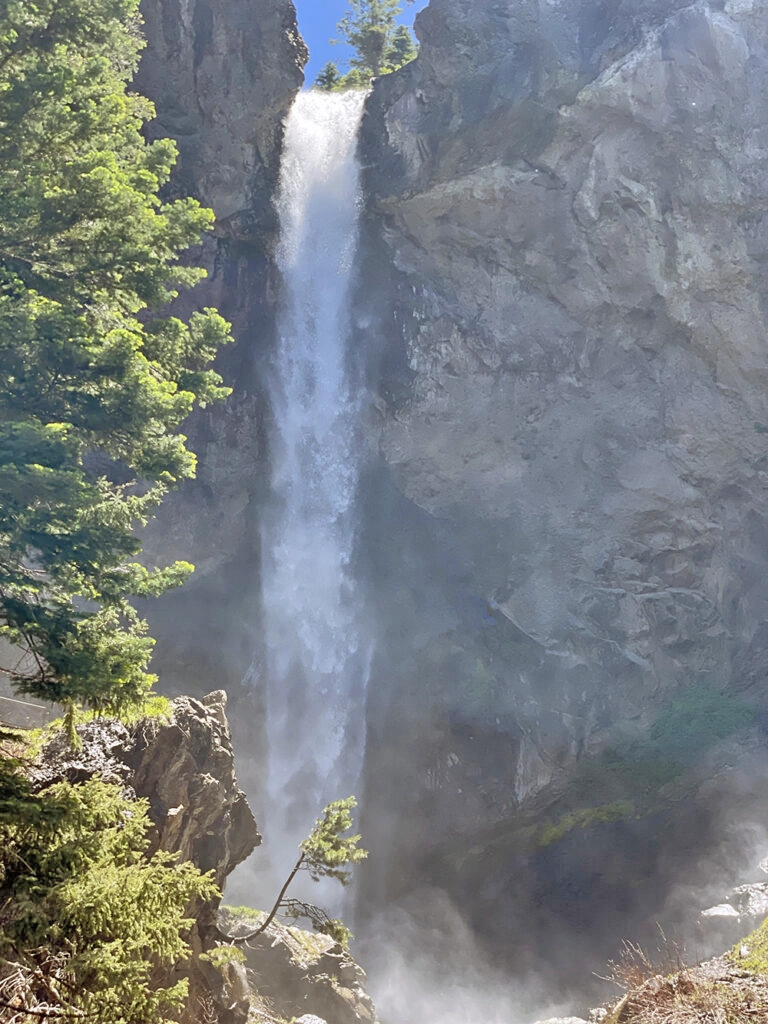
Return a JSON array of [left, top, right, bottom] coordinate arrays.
[[359, 889, 583, 1024]]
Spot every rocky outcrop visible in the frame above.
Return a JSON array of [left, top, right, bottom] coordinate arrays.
[[33, 692, 261, 1024], [222, 911, 379, 1024], [698, 858, 768, 955], [134, 0, 306, 705], [127, 691, 260, 889], [129, 693, 261, 1024], [356, 0, 768, 987]]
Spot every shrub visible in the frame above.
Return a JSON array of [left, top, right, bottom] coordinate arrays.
[[0, 778, 217, 1024]]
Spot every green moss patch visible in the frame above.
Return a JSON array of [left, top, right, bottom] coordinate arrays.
[[537, 801, 636, 847], [730, 917, 768, 974], [649, 685, 755, 761]]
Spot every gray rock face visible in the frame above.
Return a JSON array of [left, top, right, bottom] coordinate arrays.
[[134, 0, 305, 707], [221, 912, 379, 1024], [137, 0, 306, 238], [366, 0, 768, 697], [698, 872, 768, 953], [127, 691, 261, 888], [356, 0, 768, 986], [362, 0, 768, 817]]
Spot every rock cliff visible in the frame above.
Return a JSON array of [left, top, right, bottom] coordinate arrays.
[[356, 0, 768, 983], [365, 0, 768, 709], [29, 695, 380, 1024], [135, 0, 306, 706]]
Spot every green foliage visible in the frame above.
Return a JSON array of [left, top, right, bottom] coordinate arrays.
[[730, 917, 768, 974], [537, 801, 636, 847], [225, 798, 367, 944], [0, 5, 231, 1012], [112, 691, 172, 724], [0, 0, 233, 714], [318, 916, 354, 949], [649, 684, 755, 760], [460, 656, 503, 713], [0, 777, 218, 1024], [221, 903, 262, 921], [569, 746, 684, 808], [337, 67, 374, 90], [315, 61, 343, 90], [280, 898, 354, 950], [300, 796, 368, 885], [200, 945, 246, 967], [335, 0, 418, 80], [533, 686, 756, 850], [387, 24, 418, 68]]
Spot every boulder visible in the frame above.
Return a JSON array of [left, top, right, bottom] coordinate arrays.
[[222, 911, 379, 1024]]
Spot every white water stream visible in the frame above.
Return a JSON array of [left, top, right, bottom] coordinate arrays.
[[259, 90, 371, 878]]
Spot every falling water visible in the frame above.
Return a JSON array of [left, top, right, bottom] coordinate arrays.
[[260, 90, 371, 873]]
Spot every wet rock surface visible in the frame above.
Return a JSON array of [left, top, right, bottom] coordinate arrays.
[[357, 0, 768, 989]]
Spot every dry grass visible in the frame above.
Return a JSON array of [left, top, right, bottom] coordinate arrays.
[[603, 936, 685, 993], [603, 955, 768, 1024], [247, 989, 290, 1024]]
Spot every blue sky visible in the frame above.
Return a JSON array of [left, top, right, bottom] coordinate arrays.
[[294, 0, 428, 86]]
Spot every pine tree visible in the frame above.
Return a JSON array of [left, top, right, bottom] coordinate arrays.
[[0, 777, 218, 1024], [226, 797, 367, 941], [386, 23, 418, 69], [0, 0, 232, 714], [316, 60, 342, 90], [336, 0, 417, 79]]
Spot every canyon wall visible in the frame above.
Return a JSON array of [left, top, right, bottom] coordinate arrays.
[[136, 0, 305, 701], [356, 0, 768, 982]]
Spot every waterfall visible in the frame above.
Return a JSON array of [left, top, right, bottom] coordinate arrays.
[[259, 90, 370, 876]]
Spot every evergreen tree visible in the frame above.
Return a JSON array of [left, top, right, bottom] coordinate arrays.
[[227, 797, 367, 941], [336, 0, 417, 79], [0, 6, 242, 1021], [0, 777, 218, 1024], [0, 0, 232, 714], [386, 23, 418, 69], [316, 60, 342, 90], [340, 67, 373, 89]]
